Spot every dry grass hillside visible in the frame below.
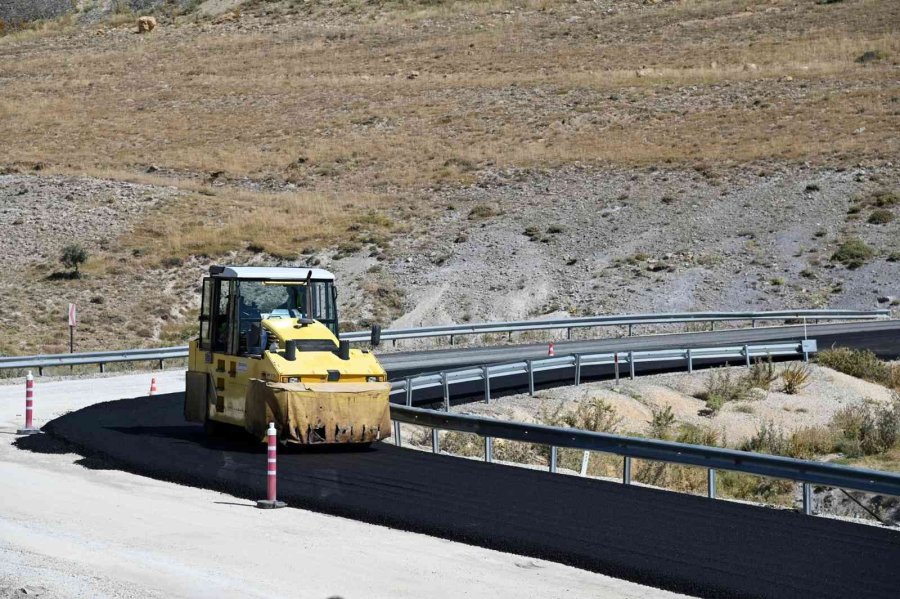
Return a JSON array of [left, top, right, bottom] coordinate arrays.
[[1, 0, 898, 353]]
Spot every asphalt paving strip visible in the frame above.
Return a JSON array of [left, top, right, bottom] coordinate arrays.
[[28, 392, 900, 599]]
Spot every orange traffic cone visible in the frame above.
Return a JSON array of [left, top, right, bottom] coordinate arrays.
[[548, 342, 555, 357], [149, 377, 158, 396]]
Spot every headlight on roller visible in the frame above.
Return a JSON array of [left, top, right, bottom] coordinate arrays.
[[367, 376, 380, 382], [282, 376, 300, 383]]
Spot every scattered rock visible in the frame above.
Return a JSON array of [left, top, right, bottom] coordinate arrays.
[[137, 16, 157, 34]]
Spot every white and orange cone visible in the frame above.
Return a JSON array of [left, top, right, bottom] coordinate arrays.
[[149, 377, 158, 395], [548, 342, 555, 357]]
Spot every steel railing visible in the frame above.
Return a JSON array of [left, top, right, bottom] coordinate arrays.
[[386, 338, 900, 516], [342, 308, 890, 343], [389, 341, 813, 407], [0, 309, 889, 374], [388, 405, 900, 506]]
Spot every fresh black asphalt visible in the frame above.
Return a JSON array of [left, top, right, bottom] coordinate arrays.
[[38, 392, 900, 599]]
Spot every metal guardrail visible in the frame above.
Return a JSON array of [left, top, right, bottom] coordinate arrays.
[[0, 346, 189, 374], [389, 405, 900, 502], [389, 342, 813, 407], [343, 309, 890, 343], [385, 337, 900, 516], [0, 308, 888, 374]]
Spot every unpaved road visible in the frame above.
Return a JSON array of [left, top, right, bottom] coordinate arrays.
[[0, 372, 688, 599]]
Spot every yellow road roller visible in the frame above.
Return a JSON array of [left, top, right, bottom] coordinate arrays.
[[184, 265, 391, 444]]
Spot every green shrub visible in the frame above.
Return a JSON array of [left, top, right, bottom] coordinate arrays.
[[676, 423, 720, 447], [744, 356, 777, 390], [741, 421, 833, 459], [60, 244, 88, 274], [468, 203, 500, 219], [817, 347, 890, 384], [856, 50, 886, 63], [781, 362, 812, 394], [867, 209, 895, 225], [831, 400, 900, 457], [542, 398, 623, 433], [870, 189, 899, 207], [697, 367, 751, 412], [831, 238, 874, 269], [648, 405, 676, 440]]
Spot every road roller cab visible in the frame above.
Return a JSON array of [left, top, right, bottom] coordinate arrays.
[[184, 265, 391, 444]]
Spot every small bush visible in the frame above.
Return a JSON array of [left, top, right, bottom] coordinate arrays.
[[60, 244, 88, 274], [676, 423, 720, 447], [698, 367, 751, 412], [744, 356, 777, 390], [542, 398, 623, 433], [867, 209, 894, 225], [817, 347, 890, 384], [781, 362, 812, 394], [648, 405, 676, 440], [161, 256, 183, 268], [855, 50, 886, 63], [870, 189, 899, 207], [831, 238, 874, 269], [468, 204, 500, 219], [705, 394, 726, 414], [831, 400, 900, 457]]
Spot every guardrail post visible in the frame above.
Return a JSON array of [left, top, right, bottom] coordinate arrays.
[[614, 353, 620, 386], [442, 371, 450, 411], [38, 367, 43, 377], [628, 324, 633, 337], [628, 351, 635, 380], [744, 344, 751, 368], [802, 482, 812, 515], [484, 437, 493, 463], [574, 354, 582, 386], [751, 319, 757, 329], [623, 456, 632, 485], [567, 327, 572, 340], [483, 364, 491, 404], [527, 360, 535, 396], [432, 429, 440, 454], [580, 451, 590, 476], [99, 363, 105, 373], [710, 321, 715, 331], [393, 420, 401, 447], [158, 359, 164, 370], [707, 469, 716, 499], [405, 376, 413, 406], [449, 335, 454, 346], [687, 348, 693, 373], [550, 446, 558, 473]]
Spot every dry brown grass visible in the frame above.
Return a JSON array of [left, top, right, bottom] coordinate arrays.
[[2, 0, 898, 192]]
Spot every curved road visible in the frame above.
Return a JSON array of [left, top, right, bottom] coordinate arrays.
[[27, 320, 900, 598], [36, 392, 900, 599], [381, 321, 900, 377]]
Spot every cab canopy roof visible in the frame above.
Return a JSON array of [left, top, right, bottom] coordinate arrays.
[[210, 266, 335, 281]]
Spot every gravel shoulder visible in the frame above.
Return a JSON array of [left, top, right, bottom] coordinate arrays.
[[454, 361, 896, 445]]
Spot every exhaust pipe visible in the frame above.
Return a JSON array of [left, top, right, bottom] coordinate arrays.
[[284, 340, 297, 361], [337, 340, 350, 360], [370, 324, 382, 347]]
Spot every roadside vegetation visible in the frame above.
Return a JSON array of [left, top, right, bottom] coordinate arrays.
[[411, 350, 900, 513]]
